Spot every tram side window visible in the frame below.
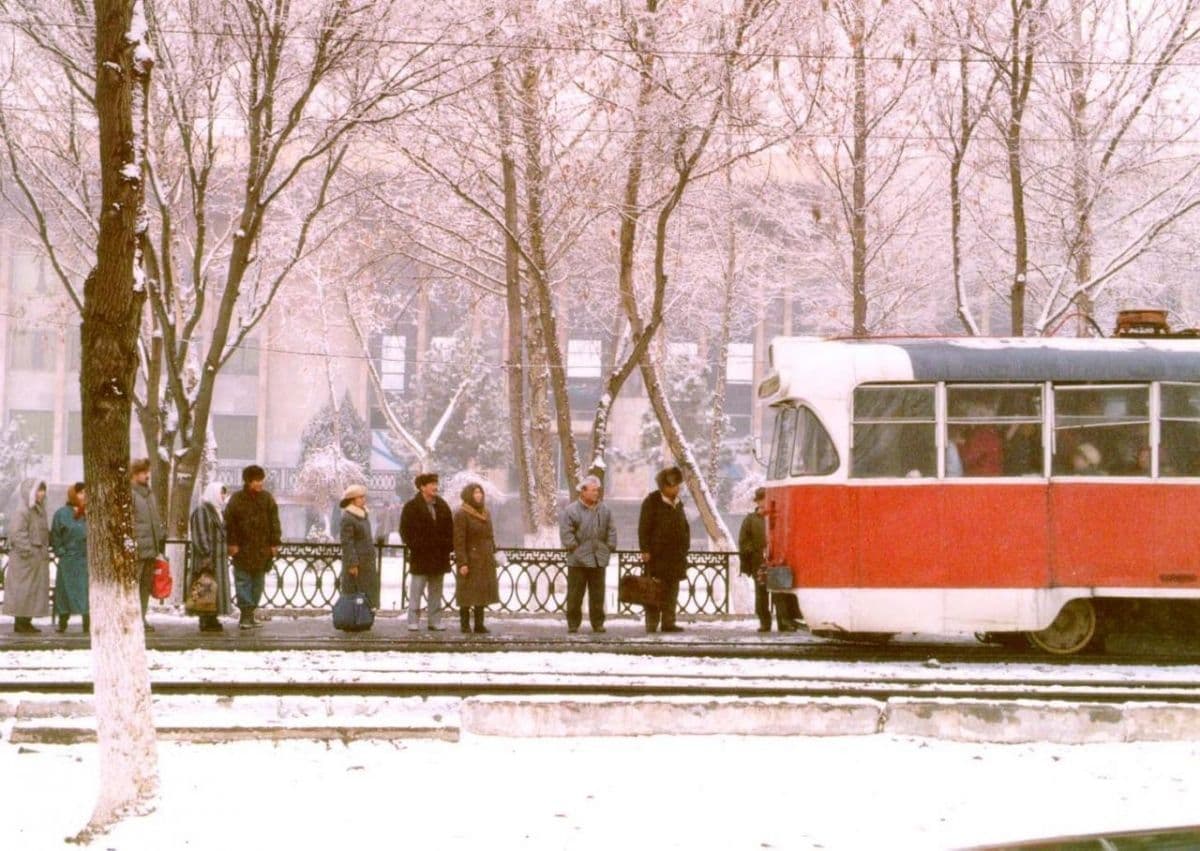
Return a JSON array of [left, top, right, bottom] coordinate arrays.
[[946, 385, 1043, 477], [851, 385, 936, 478], [791, 407, 838, 476], [1053, 385, 1150, 476], [769, 406, 798, 480], [1162, 383, 1200, 476]]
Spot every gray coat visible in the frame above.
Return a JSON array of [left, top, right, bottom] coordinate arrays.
[[131, 481, 165, 560], [559, 499, 617, 569], [339, 507, 378, 607], [189, 490, 232, 617], [2, 479, 50, 618]]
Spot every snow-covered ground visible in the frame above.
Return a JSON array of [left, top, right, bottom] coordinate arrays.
[[2, 734, 1198, 850]]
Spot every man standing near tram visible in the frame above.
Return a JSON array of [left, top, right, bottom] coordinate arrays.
[[560, 475, 617, 634], [738, 487, 800, 632], [638, 465, 690, 633]]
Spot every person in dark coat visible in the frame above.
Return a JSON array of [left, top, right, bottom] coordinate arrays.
[[223, 465, 281, 630], [50, 483, 89, 633], [560, 474, 616, 634], [189, 481, 231, 632], [339, 483, 377, 613], [3, 479, 50, 633], [637, 465, 690, 633], [130, 458, 165, 631], [453, 482, 500, 634], [738, 487, 799, 633], [399, 472, 453, 631]]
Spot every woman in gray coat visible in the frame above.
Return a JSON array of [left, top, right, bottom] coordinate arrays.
[[3, 479, 50, 633], [189, 481, 231, 632], [453, 482, 500, 634], [338, 484, 377, 611]]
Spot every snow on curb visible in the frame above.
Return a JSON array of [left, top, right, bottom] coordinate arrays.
[[460, 695, 884, 737]]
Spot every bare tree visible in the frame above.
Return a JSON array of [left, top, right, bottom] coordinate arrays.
[[75, 0, 157, 839]]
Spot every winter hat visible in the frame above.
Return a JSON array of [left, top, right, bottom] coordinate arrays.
[[340, 483, 368, 508], [414, 472, 439, 489], [459, 482, 485, 508]]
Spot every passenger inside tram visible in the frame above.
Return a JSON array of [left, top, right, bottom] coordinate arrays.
[[1071, 442, 1103, 475]]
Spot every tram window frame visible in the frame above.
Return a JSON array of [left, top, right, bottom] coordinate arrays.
[[945, 383, 1044, 478], [1161, 382, 1200, 477], [769, 406, 798, 481], [790, 406, 839, 476], [1052, 383, 1151, 477], [851, 384, 937, 479]]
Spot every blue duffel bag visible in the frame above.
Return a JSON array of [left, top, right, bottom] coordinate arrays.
[[332, 591, 375, 632]]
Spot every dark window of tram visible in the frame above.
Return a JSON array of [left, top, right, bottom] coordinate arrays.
[[851, 385, 936, 478], [946, 385, 1042, 477], [1161, 383, 1200, 477], [769, 407, 797, 480], [1052, 385, 1150, 476], [791, 407, 837, 476]]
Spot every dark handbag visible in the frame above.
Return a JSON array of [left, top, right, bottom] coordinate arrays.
[[618, 573, 664, 607], [332, 592, 375, 632], [185, 571, 219, 615], [765, 565, 793, 591]]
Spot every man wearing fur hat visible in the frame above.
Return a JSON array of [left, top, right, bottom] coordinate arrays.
[[399, 472, 454, 631], [339, 483, 377, 611], [224, 464, 282, 630]]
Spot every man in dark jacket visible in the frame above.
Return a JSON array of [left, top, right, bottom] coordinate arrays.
[[130, 458, 165, 632], [400, 472, 454, 631], [738, 487, 799, 633], [224, 465, 282, 630], [637, 465, 690, 633]]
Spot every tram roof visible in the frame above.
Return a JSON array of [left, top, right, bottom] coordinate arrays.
[[762, 336, 1200, 402]]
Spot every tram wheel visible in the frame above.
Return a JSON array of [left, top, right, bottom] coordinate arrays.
[[1025, 599, 1098, 655]]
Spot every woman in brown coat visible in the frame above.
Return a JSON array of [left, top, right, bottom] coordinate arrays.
[[453, 482, 500, 634]]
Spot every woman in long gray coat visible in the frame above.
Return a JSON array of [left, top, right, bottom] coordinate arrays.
[[189, 481, 231, 632], [3, 479, 50, 633], [452, 482, 500, 634], [338, 483, 377, 611]]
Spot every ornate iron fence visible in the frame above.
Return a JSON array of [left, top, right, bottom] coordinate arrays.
[[1, 539, 731, 616]]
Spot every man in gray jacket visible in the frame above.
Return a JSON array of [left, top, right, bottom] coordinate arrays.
[[131, 458, 165, 631], [559, 475, 617, 634]]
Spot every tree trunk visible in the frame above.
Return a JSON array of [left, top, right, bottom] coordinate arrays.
[[78, 0, 159, 838], [1068, 0, 1094, 336], [1006, 0, 1039, 337], [494, 62, 535, 534], [523, 290, 560, 545], [850, 2, 869, 337]]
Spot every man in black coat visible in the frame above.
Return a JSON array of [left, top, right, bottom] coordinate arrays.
[[738, 487, 800, 633], [637, 465, 690, 633], [224, 465, 282, 630], [399, 472, 454, 631]]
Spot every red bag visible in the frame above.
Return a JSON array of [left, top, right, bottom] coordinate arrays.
[[152, 557, 173, 601]]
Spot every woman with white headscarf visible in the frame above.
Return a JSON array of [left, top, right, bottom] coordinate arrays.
[[3, 479, 50, 633], [189, 481, 231, 632]]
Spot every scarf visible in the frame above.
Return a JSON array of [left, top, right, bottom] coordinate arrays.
[[344, 504, 367, 519], [460, 502, 488, 522]]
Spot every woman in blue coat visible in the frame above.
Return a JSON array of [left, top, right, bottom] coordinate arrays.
[[50, 482, 89, 633]]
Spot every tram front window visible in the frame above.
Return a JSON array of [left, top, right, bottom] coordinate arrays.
[[1162, 382, 1200, 477], [1053, 385, 1150, 476], [852, 385, 936, 478]]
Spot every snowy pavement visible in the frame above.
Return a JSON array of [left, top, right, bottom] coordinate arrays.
[[2, 734, 1199, 850]]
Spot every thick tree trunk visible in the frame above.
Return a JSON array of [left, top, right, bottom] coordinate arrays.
[[78, 0, 159, 839], [523, 291, 560, 545]]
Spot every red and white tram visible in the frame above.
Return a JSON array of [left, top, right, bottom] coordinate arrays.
[[758, 335, 1200, 654]]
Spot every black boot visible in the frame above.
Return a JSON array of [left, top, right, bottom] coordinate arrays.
[[473, 606, 488, 634], [13, 617, 39, 634], [81, 614, 90, 633], [55, 614, 69, 633], [239, 609, 256, 630], [460, 608, 471, 634]]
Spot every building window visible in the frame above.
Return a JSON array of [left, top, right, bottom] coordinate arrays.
[[10, 254, 50, 297], [567, 339, 602, 379], [67, 411, 83, 455], [8, 409, 53, 455], [212, 414, 258, 460], [726, 342, 754, 383], [8, 329, 54, 372], [222, 340, 260, 375], [381, 335, 406, 392]]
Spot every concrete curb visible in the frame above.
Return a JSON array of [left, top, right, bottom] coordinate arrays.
[[6, 693, 1200, 744]]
